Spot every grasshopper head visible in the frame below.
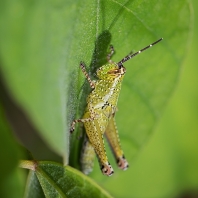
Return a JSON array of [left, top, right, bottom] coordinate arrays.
[[96, 63, 126, 80]]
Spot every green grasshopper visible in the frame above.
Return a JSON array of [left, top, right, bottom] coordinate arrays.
[[70, 38, 163, 176]]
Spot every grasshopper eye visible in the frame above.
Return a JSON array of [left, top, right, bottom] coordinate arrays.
[[120, 67, 126, 74]]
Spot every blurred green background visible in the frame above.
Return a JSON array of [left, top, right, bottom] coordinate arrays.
[[0, 0, 197, 197]]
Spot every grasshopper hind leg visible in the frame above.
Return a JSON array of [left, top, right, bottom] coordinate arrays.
[[105, 117, 129, 171], [117, 155, 129, 170], [100, 162, 114, 176], [83, 111, 114, 176]]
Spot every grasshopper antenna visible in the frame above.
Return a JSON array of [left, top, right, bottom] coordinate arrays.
[[117, 38, 163, 67]]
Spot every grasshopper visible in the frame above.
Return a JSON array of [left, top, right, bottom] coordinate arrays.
[[70, 38, 163, 176]]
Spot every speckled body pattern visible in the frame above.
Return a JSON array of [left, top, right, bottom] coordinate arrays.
[[82, 63, 127, 176], [70, 38, 163, 176]]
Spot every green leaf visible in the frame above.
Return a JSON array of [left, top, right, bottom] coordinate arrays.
[[0, 0, 73, 159], [70, 0, 191, 171], [88, 1, 191, 197], [21, 160, 113, 198], [24, 171, 45, 198]]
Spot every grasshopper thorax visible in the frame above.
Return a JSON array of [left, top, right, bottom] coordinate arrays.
[[96, 63, 126, 80]]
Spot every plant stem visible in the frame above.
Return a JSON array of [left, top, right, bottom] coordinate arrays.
[[19, 160, 37, 171]]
